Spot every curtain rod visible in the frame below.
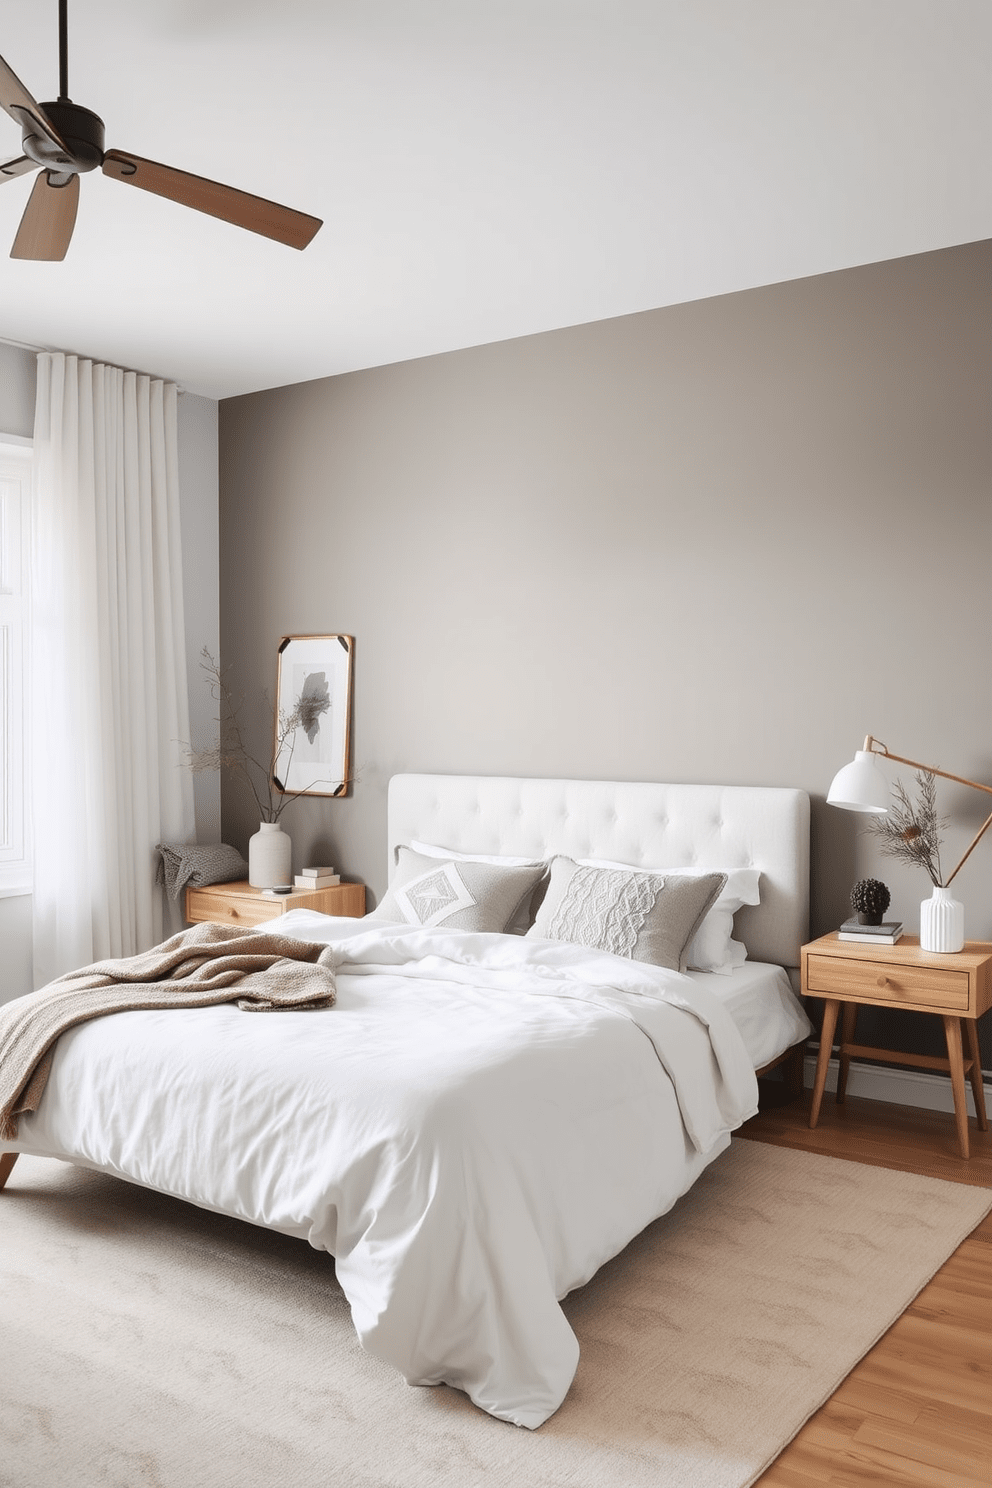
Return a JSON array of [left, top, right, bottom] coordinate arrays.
[[0, 334, 46, 353], [0, 335, 187, 393]]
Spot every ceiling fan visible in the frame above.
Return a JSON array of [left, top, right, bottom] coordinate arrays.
[[0, 1, 322, 260]]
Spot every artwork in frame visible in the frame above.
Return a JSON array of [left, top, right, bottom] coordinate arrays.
[[272, 634, 353, 798]]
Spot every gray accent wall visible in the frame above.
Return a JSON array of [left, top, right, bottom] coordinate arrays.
[[219, 240, 992, 1066]]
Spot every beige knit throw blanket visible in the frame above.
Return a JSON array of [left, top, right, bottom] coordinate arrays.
[[0, 922, 337, 1140]]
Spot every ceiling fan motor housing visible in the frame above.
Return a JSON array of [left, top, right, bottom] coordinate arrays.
[[23, 100, 105, 173]]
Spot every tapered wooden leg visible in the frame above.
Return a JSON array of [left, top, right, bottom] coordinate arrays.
[[0, 1152, 19, 1191], [836, 1003, 858, 1105], [943, 1016, 970, 1159], [810, 1000, 840, 1129], [963, 1019, 988, 1133]]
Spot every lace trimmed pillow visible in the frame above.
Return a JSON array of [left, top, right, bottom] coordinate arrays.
[[526, 857, 727, 973], [366, 846, 547, 934], [578, 859, 761, 974]]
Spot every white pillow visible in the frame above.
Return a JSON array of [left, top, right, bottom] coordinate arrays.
[[405, 841, 547, 933], [577, 860, 760, 974], [408, 840, 544, 868]]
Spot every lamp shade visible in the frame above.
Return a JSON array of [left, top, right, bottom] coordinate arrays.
[[826, 749, 890, 813]]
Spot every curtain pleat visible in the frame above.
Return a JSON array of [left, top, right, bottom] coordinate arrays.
[[31, 354, 195, 987]]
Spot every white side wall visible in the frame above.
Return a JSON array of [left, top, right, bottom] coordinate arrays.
[[0, 341, 35, 439], [0, 343, 37, 1003], [178, 391, 221, 844], [0, 345, 220, 1001]]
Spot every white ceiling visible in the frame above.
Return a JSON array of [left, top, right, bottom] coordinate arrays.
[[1, 1, 989, 400]]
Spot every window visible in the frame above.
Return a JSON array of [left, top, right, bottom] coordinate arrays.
[[0, 439, 31, 894]]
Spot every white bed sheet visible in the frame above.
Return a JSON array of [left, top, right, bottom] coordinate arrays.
[[689, 961, 812, 1070], [296, 927, 813, 1074], [5, 914, 760, 1428], [296, 921, 812, 1072]]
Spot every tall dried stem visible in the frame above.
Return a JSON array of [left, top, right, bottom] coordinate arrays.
[[864, 771, 946, 887]]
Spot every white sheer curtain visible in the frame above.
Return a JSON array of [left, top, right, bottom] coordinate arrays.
[[31, 353, 195, 987]]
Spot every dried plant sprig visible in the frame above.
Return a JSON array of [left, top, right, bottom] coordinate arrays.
[[864, 770, 947, 887], [182, 649, 343, 824]]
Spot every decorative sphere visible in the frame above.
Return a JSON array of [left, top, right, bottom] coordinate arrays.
[[851, 878, 891, 925]]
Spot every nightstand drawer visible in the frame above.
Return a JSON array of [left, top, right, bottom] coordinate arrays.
[[185, 881, 366, 927], [806, 953, 970, 1010], [186, 889, 276, 927]]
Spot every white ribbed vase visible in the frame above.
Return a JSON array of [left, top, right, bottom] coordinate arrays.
[[248, 822, 292, 889], [919, 885, 964, 954]]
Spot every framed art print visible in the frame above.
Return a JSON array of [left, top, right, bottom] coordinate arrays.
[[272, 634, 353, 797]]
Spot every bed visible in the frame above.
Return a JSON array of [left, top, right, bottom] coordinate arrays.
[[0, 773, 811, 1428]]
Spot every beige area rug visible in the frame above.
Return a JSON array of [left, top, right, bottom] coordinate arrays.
[[1, 1142, 989, 1488]]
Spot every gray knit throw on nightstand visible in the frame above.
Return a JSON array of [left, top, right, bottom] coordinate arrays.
[[155, 842, 250, 900]]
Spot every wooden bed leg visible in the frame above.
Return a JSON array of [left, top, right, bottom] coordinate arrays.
[[784, 1042, 806, 1100], [0, 1152, 19, 1191]]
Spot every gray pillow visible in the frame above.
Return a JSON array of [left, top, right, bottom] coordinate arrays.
[[526, 857, 727, 973], [367, 847, 547, 934]]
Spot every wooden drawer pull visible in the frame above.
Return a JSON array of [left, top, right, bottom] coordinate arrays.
[[876, 975, 888, 987]]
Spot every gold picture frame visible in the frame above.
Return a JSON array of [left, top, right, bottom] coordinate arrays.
[[272, 634, 353, 798]]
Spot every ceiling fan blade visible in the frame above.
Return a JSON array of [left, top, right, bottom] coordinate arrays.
[[102, 149, 322, 250], [10, 170, 79, 261], [1, 155, 38, 184], [0, 52, 70, 153]]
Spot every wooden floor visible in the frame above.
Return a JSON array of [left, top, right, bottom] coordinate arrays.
[[741, 1084, 992, 1487]]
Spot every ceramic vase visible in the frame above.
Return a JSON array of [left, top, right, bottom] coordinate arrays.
[[919, 884, 964, 953], [248, 821, 292, 889]]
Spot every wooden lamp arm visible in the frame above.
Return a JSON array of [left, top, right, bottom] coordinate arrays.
[[864, 736, 992, 798], [946, 812, 992, 886], [865, 736, 992, 886]]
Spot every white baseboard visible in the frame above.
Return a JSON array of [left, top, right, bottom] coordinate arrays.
[[804, 1050, 991, 1119]]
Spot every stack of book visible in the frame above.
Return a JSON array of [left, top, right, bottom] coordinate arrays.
[[294, 866, 341, 890], [837, 917, 903, 945]]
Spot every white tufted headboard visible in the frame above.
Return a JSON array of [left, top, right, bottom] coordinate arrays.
[[387, 774, 810, 975]]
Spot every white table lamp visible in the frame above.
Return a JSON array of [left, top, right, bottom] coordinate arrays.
[[826, 748, 891, 814], [827, 734, 992, 887]]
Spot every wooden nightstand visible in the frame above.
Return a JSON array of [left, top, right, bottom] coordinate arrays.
[[802, 932, 991, 1157], [186, 879, 365, 930]]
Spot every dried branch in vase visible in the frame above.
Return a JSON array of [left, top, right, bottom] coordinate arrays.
[[182, 649, 340, 824], [864, 770, 947, 887]]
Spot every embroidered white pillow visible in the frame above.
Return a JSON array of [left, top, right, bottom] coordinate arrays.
[[368, 847, 545, 933], [406, 841, 547, 933], [579, 860, 760, 974]]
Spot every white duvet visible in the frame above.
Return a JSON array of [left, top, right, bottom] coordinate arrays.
[[8, 915, 759, 1427]]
